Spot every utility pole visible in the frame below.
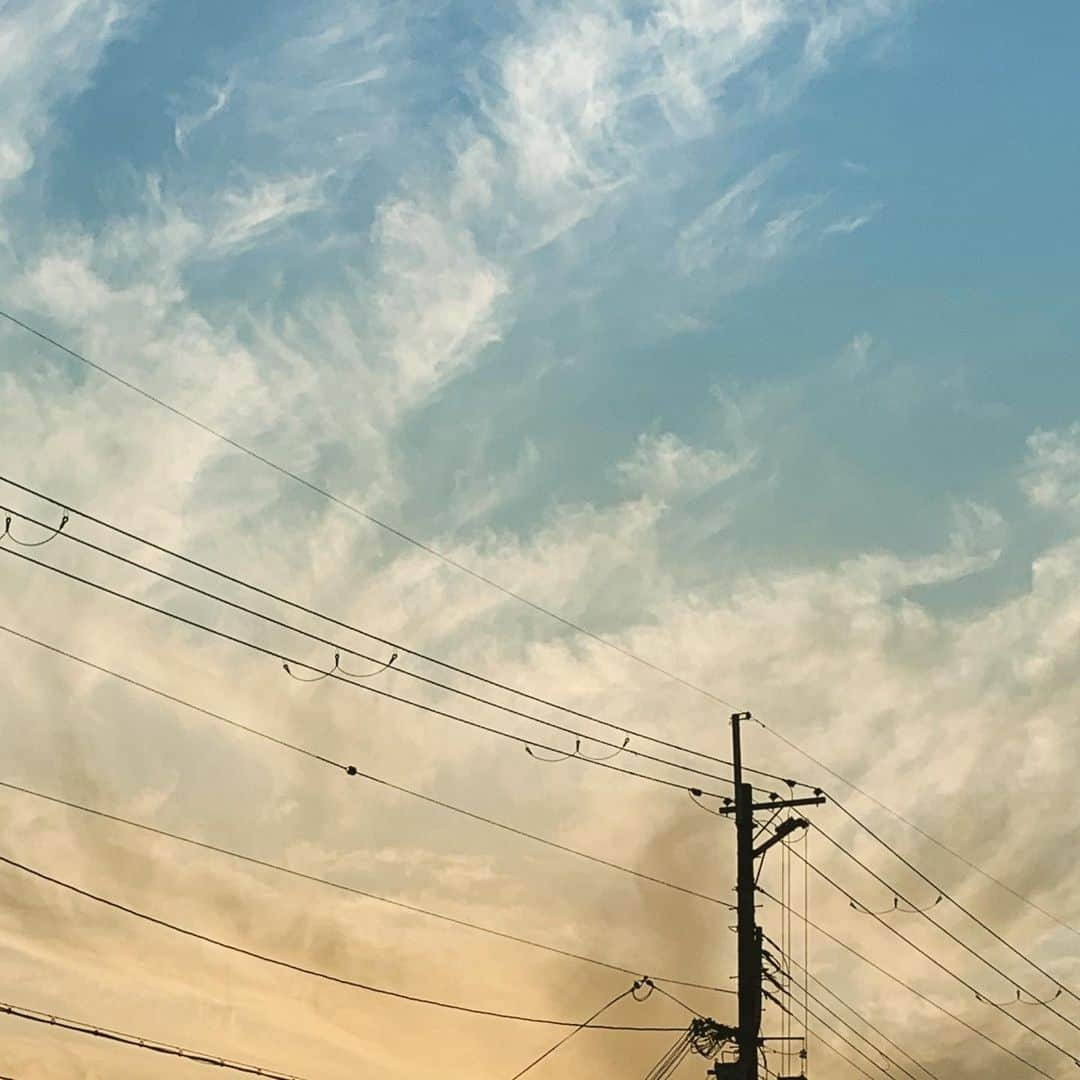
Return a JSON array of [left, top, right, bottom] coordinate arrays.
[[709, 712, 825, 1080]]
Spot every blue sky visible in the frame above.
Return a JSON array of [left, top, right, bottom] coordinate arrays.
[[1, 2, 1079, 1078]]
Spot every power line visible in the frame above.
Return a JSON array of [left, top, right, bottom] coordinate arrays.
[[0, 474, 806, 792], [755, 716, 1080, 942], [508, 983, 640, 1079], [811, 820, 1080, 1034], [801, 986, 920, 1080], [1, 544, 741, 801], [780, 950, 939, 1080], [0, 500, 788, 797], [0, 308, 744, 705], [802, 1002, 890, 1080], [6, 311, 1073, 954], [824, 796, 1079, 1003], [804, 1020, 879, 1080], [758, 887, 1056, 1079], [0, 619, 736, 911], [785, 852, 1080, 1068], [0, 776, 734, 995], [0, 1000, 307, 1078], [0, 851, 684, 1033], [768, 989, 883, 1080]]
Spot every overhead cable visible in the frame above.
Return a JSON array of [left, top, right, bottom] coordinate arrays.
[[0, 851, 684, 1033], [0, 776, 733, 995], [785, 852, 1080, 1068], [0, 1000, 306, 1078], [0, 475, 805, 791], [4, 314, 1073, 947], [758, 887, 1056, 1079], [0, 502, 776, 796], [508, 982, 642, 1079], [0, 620, 736, 912], [0, 544, 741, 801], [808, 823, 1080, 1038], [825, 796, 1079, 1004]]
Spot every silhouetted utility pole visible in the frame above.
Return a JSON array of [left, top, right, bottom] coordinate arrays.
[[710, 712, 825, 1080]]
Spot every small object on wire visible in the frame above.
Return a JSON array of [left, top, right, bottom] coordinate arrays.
[[525, 734, 630, 763], [849, 893, 943, 916], [633, 977, 655, 1002], [282, 652, 341, 682], [1, 511, 69, 547], [688, 788, 724, 815]]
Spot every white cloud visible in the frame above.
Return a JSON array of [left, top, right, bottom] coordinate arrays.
[[0, 0, 142, 187], [824, 202, 882, 235], [1021, 423, 1080, 511], [617, 430, 753, 498], [173, 77, 233, 154]]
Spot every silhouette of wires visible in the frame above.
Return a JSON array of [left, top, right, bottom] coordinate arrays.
[[2, 319, 1075, 952], [976, 987, 1064, 1008], [808, 820, 1080, 1038], [282, 650, 397, 683], [0, 620, 736, 913], [758, 887, 1056, 1079], [525, 735, 630, 763], [773, 845, 1080, 1069], [0, 777, 734, 995], [0, 1000, 307, 1078], [508, 982, 645, 1079], [824, 794, 1080, 1005], [0, 542, 742, 801], [1, 510, 68, 547], [0, 476, 809, 793], [0, 851, 685, 1033], [849, 893, 942, 916]]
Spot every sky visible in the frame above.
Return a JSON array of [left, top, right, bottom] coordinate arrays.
[[0, 1, 1079, 1077]]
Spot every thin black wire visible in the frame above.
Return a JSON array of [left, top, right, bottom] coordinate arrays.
[[825, 795, 1080, 1004], [755, 716, 1080, 942], [0, 474, 806, 791], [802, 986, 920, 1080], [785, 851, 1080, 1068], [4, 314, 1073, 942], [769, 990, 881, 1080], [0, 546, 739, 802], [0, 619, 737, 912], [802, 825, 809, 1071], [508, 984, 638, 1079], [0, 852, 682, 1032], [803, 964, 938, 1080], [0, 1001, 306, 1078], [0, 310, 742, 716], [757, 888, 1056, 1079], [646, 982, 703, 1019], [805, 1021, 878, 1080], [0, 501, 769, 796], [0, 776, 734, 995], [808, 822, 1080, 1038], [803, 1003, 890, 1080], [643, 1031, 692, 1080]]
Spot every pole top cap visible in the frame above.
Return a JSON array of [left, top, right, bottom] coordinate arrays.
[[731, 711, 752, 722]]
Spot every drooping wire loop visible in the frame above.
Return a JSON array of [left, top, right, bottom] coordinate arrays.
[[976, 986, 1065, 1008], [850, 892, 943, 916], [339, 650, 398, 680], [632, 976, 655, 1002], [525, 734, 630, 764], [282, 652, 341, 682], [2, 511, 69, 547], [284, 648, 398, 683]]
